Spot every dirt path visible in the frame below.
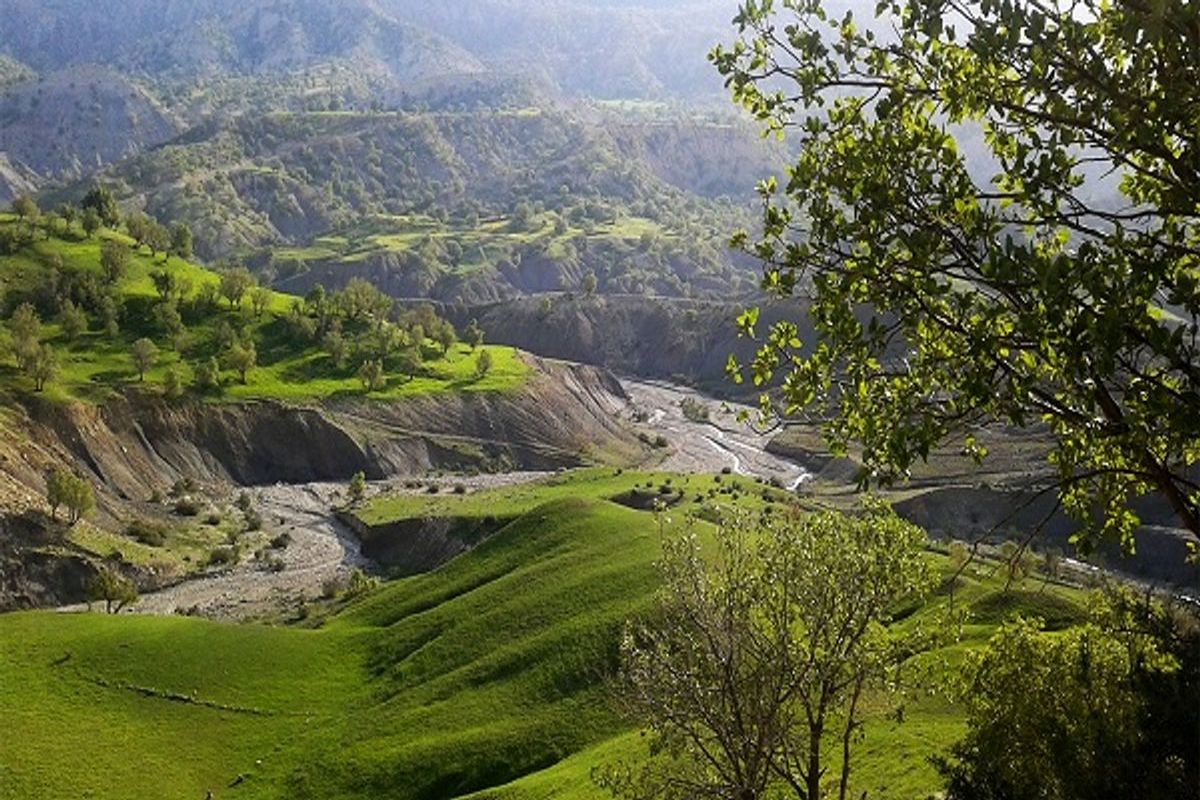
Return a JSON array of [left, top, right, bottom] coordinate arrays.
[[621, 379, 809, 489]]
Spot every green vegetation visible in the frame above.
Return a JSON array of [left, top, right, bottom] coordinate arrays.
[[717, 0, 1200, 551], [0, 471, 1099, 799], [0, 215, 529, 404]]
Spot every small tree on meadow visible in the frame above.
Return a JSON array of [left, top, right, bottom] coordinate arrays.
[[249, 286, 271, 318], [131, 338, 158, 381], [194, 357, 220, 391], [358, 359, 385, 392], [80, 208, 101, 238], [224, 340, 256, 384], [434, 321, 457, 357], [163, 366, 183, 400], [11, 194, 38, 224], [59, 300, 87, 342], [219, 267, 255, 310], [474, 349, 493, 380], [170, 223, 193, 260], [9, 303, 41, 370], [601, 505, 938, 800], [27, 343, 57, 392], [464, 318, 484, 350], [100, 240, 129, 284], [396, 347, 422, 382], [86, 566, 138, 614]]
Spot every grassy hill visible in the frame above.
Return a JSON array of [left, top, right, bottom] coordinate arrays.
[[0, 470, 1090, 799], [0, 214, 528, 405]]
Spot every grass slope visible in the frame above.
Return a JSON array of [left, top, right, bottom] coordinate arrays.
[[0, 217, 529, 405], [0, 476, 1089, 799]]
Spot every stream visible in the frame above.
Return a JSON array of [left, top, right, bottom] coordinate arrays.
[[78, 379, 805, 619]]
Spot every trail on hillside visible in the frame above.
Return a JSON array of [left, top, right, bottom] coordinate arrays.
[[621, 379, 809, 490]]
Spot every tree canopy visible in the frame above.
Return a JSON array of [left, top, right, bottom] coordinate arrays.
[[714, 0, 1200, 553]]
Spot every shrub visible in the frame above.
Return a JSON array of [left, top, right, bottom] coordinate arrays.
[[125, 520, 167, 547], [173, 497, 202, 517], [244, 509, 262, 531], [208, 546, 237, 567], [453, 484, 467, 495], [270, 532, 292, 550]]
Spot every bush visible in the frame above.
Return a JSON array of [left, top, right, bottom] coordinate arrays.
[[208, 546, 237, 567], [453, 484, 467, 495], [125, 520, 167, 547], [270, 532, 292, 550], [204, 512, 222, 526], [244, 509, 262, 531], [654, 435, 669, 448], [173, 497, 202, 517], [170, 477, 198, 498], [426, 484, 440, 494]]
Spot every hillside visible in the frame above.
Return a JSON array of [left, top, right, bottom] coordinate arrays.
[[0, 471, 1093, 799]]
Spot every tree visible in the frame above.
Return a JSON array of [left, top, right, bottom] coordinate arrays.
[[194, 357, 220, 391], [58, 204, 77, 233], [8, 302, 40, 370], [153, 300, 184, 347], [323, 329, 348, 369], [11, 194, 38, 224], [59, 300, 87, 342], [162, 365, 183, 400], [45, 469, 70, 521], [464, 318, 485, 350], [347, 471, 367, 505], [170, 223, 193, 260], [474, 349, 493, 380], [603, 506, 936, 800], [249, 286, 271, 318], [219, 267, 255, 310], [225, 340, 257, 384], [396, 347, 422, 382], [125, 211, 152, 249], [86, 566, 137, 614], [99, 295, 120, 338], [81, 184, 119, 228], [357, 359, 385, 392], [582, 272, 598, 296], [47, 469, 93, 524], [937, 590, 1198, 800], [27, 343, 57, 392], [80, 208, 101, 238], [145, 222, 170, 260], [131, 338, 158, 381], [713, 0, 1200, 554], [99, 240, 129, 284], [434, 320, 457, 356]]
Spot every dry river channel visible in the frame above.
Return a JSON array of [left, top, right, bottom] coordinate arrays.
[[72, 379, 807, 619]]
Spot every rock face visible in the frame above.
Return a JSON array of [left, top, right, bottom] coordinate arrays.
[[0, 357, 638, 609]]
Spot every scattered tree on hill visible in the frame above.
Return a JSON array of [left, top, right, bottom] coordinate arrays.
[[86, 566, 137, 614], [194, 357, 220, 391], [99, 295, 120, 338], [714, 0, 1200, 552], [58, 204, 76, 233], [81, 184, 119, 228], [8, 302, 40, 369], [357, 359, 385, 392], [131, 338, 158, 381], [582, 272, 598, 296], [163, 365, 183, 400], [170, 223, 193, 260], [150, 269, 177, 301], [396, 347, 422, 382], [11, 194, 38, 224], [153, 301, 185, 349], [434, 320, 457, 356], [339, 277, 392, 323], [464, 318, 484, 350], [59, 300, 87, 342], [99, 240, 129, 284], [224, 340, 257, 384], [323, 329, 348, 369], [219, 267, 255, 310], [601, 506, 936, 800], [474, 349, 493, 380], [347, 471, 367, 505], [26, 343, 56, 392], [145, 221, 170, 260], [125, 211, 152, 249], [249, 286, 271, 318], [46, 468, 94, 524], [80, 208, 101, 238], [938, 589, 1199, 800]]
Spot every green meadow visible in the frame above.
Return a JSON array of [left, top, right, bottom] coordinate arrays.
[[0, 217, 529, 405], [0, 472, 1090, 800]]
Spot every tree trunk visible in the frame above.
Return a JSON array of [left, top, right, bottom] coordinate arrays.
[[807, 722, 823, 800]]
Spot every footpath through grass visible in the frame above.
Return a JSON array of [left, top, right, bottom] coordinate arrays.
[[0, 474, 1091, 799]]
